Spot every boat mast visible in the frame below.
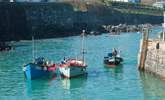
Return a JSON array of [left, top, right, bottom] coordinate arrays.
[[32, 35, 35, 62], [81, 30, 85, 62]]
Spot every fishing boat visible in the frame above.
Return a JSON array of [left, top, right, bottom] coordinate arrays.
[[0, 42, 12, 51], [23, 57, 56, 79], [59, 30, 87, 78], [104, 49, 123, 67], [23, 36, 56, 80]]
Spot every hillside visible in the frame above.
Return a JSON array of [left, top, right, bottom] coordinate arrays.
[[141, 0, 165, 5], [98, 1, 164, 16], [0, 1, 163, 41], [62, 0, 164, 16]]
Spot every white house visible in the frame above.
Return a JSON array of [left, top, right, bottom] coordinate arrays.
[[112, 0, 128, 2], [153, 2, 165, 8], [112, 0, 140, 3]]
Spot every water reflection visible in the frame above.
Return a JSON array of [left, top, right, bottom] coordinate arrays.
[[104, 65, 123, 80], [24, 74, 57, 96], [140, 71, 165, 100], [61, 76, 87, 90]]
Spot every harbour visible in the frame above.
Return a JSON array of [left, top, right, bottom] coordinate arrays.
[[1, 31, 165, 99], [1, 0, 165, 99]]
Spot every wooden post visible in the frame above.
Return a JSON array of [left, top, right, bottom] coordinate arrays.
[[138, 28, 149, 70]]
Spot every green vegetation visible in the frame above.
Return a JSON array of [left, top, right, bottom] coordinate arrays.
[[98, 0, 164, 16], [63, 0, 163, 16]]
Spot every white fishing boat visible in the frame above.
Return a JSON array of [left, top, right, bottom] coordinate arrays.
[[59, 30, 87, 78]]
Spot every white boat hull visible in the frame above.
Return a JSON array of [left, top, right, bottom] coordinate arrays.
[[59, 66, 87, 78]]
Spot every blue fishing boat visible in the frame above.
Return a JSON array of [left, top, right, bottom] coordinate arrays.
[[104, 48, 123, 67], [23, 36, 56, 80], [23, 57, 56, 80]]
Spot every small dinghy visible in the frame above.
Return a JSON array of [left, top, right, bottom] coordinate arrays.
[[104, 49, 123, 67]]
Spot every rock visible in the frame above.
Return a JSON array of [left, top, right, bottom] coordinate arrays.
[[103, 24, 150, 33]]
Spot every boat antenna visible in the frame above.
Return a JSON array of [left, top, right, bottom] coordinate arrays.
[[81, 30, 85, 62]]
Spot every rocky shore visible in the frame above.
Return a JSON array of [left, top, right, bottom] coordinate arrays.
[[102, 24, 154, 34]]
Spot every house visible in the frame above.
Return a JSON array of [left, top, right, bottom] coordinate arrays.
[[153, 2, 165, 8], [141, 0, 165, 5], [112, 0, 140, 3]]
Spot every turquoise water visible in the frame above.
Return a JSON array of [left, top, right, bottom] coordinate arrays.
[[0, 33, 165, 100]]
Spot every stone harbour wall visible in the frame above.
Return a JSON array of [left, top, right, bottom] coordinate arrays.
[[144, 42, 165, 78]]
